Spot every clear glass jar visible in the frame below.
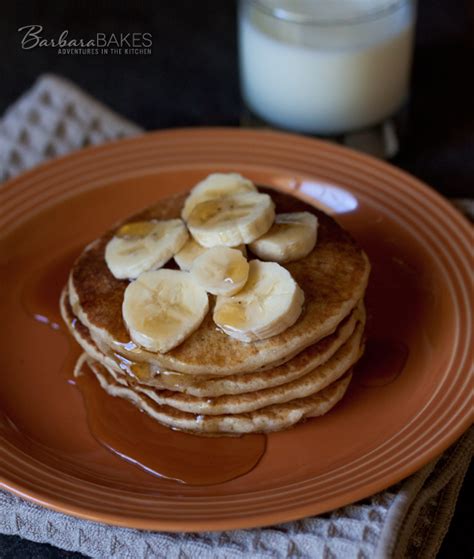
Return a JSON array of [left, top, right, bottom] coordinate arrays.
[[238, 0, 416, 136]]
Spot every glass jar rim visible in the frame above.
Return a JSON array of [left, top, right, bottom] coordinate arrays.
[[250, 0, 411, 26]]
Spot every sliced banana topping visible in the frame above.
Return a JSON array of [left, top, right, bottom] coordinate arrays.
[[174, 237, 246, 271], [174, 238, 207, 271], [187, 191, 275, 248], [213, 260, 304, 342], [249, 212, 318, 263], [182, 173, 256, 221], [105, 219, 188, 280], [191, 246, 250, 296], [123, 269, 209, 353]]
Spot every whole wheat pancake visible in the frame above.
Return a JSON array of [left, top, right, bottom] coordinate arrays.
[[62, 287, 364, 397], [69, 189, 370, 375], [66, 289, 362, 415], [134, 323, 363, 415], [78, 355, 352, 435]]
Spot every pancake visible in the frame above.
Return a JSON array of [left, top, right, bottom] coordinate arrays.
[[134, 323, 363, 415], [68, 293, 363, 415], [78, 355, 353, 435], [61, 287, 364, 397], [69, 188, 370, 375]]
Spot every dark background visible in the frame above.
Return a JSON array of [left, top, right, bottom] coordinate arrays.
[[0, 1, 472, 557], [1, 0, 473, 197]]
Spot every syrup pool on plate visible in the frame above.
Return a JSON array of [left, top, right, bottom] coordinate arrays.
[[75, 361, 267, 486], [21, 247, 84, 384]]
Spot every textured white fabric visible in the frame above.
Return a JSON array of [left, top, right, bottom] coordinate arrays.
[[0, 430, 471, 559], [0, 74, 141, 181], [0, 74, 472, 559]]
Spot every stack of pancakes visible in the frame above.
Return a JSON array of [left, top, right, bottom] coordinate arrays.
[[61, 189, 370, 435]]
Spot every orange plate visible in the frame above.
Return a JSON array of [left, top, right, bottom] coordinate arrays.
[[0, 128, 472, 531]]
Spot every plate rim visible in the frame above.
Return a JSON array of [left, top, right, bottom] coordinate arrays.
[[1, 127, 472, 532]]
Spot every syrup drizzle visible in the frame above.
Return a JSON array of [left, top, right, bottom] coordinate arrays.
[[75, 362, 266, 485], [21, 248, 81, 331], [21, 247, 84, 385], [355, 338, 409, 387]]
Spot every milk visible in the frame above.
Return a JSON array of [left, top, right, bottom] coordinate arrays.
[[239, 0, 415, 135]]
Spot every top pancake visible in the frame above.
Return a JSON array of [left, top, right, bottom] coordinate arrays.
[[69, 188, 370, 375]]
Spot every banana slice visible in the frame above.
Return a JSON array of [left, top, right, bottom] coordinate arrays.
[[191, 246, 250, 296], [187, 192, 275, 248], [105, 219, 188, 280], [182, 173, 256, 220], [123, 269, 209, 353], [249, 212, 318, 263], [213, 260, 304, 342], [174, 238, 246, 271]]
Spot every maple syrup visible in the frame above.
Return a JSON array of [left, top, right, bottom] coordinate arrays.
[[338, 212, 416, 388], [214, 301, 247, 330], [20, 247, 84, 384], [224, 256, 249, 286], [189, 199, 222, 223], [355, 338, 409, 386], [116, 220, 156, 239], [21, 248, 80, 332], [112, 351, 154, 382], [158, 370, 208, 388], [108, 350, 211, 388], [75, 361, 266, 485], [130, 362, 152, 382]]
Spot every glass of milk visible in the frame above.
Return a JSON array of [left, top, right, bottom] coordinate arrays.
[[238, 0, 416, 136]]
